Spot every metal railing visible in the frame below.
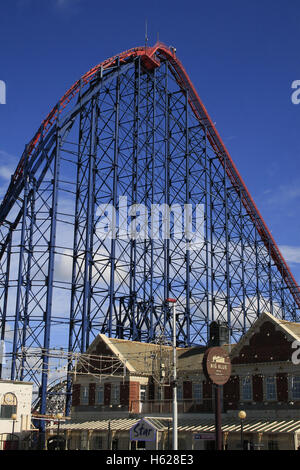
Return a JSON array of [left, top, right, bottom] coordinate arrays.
[[129, 399, 203, 414]]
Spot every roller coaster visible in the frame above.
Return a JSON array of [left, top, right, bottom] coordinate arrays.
[[0, 42, 299, 424]]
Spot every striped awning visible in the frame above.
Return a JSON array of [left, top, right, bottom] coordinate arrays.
[[48, 416, 300, 434]]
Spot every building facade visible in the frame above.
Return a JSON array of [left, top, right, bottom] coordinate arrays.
[[0, 379, 33, 450], [47, 312, 300, 450]]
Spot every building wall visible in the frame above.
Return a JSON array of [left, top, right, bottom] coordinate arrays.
[[71, 318, 300, 421], [0, 380, 32, 436]]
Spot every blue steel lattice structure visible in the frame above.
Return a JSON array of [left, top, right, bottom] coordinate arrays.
[[0, 43, 299, 421]]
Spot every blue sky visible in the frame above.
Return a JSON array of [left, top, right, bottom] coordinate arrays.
[[0, 0, 300, 285]]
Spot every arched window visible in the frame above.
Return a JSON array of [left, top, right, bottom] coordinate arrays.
[[0, 393, 17, 419]]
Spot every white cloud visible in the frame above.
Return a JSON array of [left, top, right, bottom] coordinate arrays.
[[0, 150, 17, 181], [264, 180, 300, 206], [279, 245, 300, 264]]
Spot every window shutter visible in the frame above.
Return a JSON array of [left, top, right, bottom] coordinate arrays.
[[72, 383, 81, 406]]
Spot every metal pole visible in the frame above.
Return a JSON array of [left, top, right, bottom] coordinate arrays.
[[107, 420, 111, 450], [57, 419, 60, 450], [240, 419, 243, 450], [172, 301, 178, 451], [215, 385, 222, 450]]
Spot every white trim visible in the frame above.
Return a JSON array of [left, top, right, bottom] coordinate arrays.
[[240, 375, 252, 402], [99, 335, 136, 373], [264, 375, 277, 402]]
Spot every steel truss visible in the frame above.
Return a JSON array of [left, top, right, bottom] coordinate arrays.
[[0, 43, 299, 420]]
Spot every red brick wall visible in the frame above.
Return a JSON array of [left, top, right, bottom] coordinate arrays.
[[232, 321, 292, 364], [129, 382, 140, 413]]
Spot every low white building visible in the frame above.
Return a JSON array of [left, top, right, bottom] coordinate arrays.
[[0, 379, 33, 449]]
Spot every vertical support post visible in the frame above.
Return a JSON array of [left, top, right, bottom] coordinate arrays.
[[254, 219, 260, 316], [129, 57, 140, 340], [0, 230, 12, 379], [204, 127, 210, 329], [108, 57, 120, 337], [11, 145, 30, 380], [268, 240, 274, 316], [209, 157, 215, 323], [172, 300, 178, 451], [164, 63, 170, 332], [81, 95, 97, 352], [184, 89, 191, 346], [20, 176, 36, 380], [67, 79, 84, 415], [40, 104, 61, 428], [215, 384, 222, 450], [239, 187, 246, 333], [149, 68, 156, 341], [223, 157, 231, 332]]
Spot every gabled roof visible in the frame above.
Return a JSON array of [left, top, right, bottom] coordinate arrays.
[[85, 312, 300, 373], [230, 311, 300, 359], [86, 334, 207, 376]]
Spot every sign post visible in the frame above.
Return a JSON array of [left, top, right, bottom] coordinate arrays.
[[202, 347, 231, 450], [166, 298, 178, 451]]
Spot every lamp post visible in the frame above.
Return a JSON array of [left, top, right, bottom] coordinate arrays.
[[107, 420, 111, 450], [238, 410, 246, 450], [11, 413, 17, 436], [166, 298, 177, 451], [56, 413, 63, 450]]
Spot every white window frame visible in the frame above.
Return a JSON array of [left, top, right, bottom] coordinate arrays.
[[95, 384, 104, 405], [140, 385, 147, 402], [291, 376, 300, 400], [80, 385, 89, 405], [111, 383, 120, 404], [177, 384, 183, 401], [265, 376, 277, 401]]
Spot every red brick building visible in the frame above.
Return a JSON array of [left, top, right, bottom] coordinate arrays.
[[50, 312, 300, 450]]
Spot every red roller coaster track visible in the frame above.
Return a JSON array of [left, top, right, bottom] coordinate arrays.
[[10, 42, 300, 309]]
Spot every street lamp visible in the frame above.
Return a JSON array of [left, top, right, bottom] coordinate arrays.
[[56, 413, 63, 450], [165, 298, 177, 451], [238, 410, 246, 450], [11, 413, 17, 436]]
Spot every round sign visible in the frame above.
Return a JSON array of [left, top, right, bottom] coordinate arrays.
[[202, 347, 231, 385]]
